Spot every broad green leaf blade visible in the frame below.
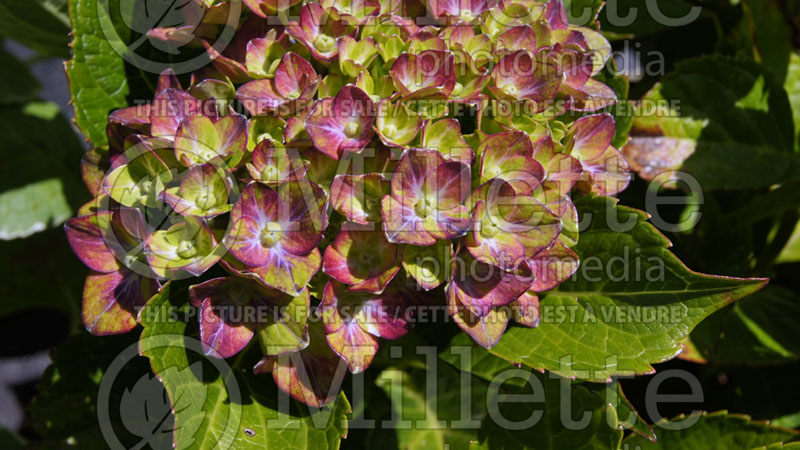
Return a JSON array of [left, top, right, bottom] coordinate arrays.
[[599, 0, 700, 37], [743, 0, 792, 83], [478, 385, 621, 450], [0, 47, 40, 104], [657, 361, 800, 425], [140, 281, 350, 450], [687, 286, 800, 365], [0, 102, 87, 239], [372, 364, 486, 450], [377, 370, 445, 450], [0, 228, 83, 324], [613, 383, 654, 441], [624, 56, 800, 190], [66, 0, 130, 146], [625, 411, 799, 449], [439, 345, 623, 449], [785, 52, 800, 149], [725, 181, 800, 227], [0, 426, 24, 450], [773, 412, 800, 430], [28, 331, 157, 448], [583, 380, 656, 442], [0, 0, 71, 58], [0, 178, 71, 240], [564, 0, 603, 26], [776, 220, 800, 264], [480, 195, 766, 381]]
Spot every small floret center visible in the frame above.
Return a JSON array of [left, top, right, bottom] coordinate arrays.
[[383, 123, 398, 139], [365, 197, 381, 221], [356, 251, 374, 267], [485, 165, 502, 180], [123, 253, 139, 268], [196, 190, 217, 210], [140, 179, 154, 196], [261, 165, 280, 182], [313, 33, 336, 53], [480, 221, 499, 239], [503, 84, 519, 97], [459, 9, 475, 21], [451, 82, 464, 97], [177, 239, 198, 259], [260, 221, 283, 247], [414, 197, 436, 218], [420, 262, 437, 281], [344, 121, 362, 138]]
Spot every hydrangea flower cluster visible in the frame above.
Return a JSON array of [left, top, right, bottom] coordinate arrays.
[[67, 0, 630, 406]]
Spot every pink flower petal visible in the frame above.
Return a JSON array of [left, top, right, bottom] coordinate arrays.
[[529, 240, 579, 292], [511, 290, 540, 327], [569, 113, 615, 161], [82, 269, 158, 336], [305, 85, 376, 159], [323, 226, 401, 294], [65, 213, 119, 273], [150, 88, 202, 140], [447, 282, 510, 349], [447, 250, 534, 317], [390, 50, 456, 99], [381, 195, 437, 246]]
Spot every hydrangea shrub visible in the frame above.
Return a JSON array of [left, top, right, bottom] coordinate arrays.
[[64, 0, 761, 417]]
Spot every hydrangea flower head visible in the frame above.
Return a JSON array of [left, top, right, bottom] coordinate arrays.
[[67, 0, 629, 407]]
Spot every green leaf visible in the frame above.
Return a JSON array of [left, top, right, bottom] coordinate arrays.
[[371, 364, 486, 450], [256, 291, 311, 356], [625, 56, 800, 190], [725, 181, 800, 227], [0, 50, 82, 240], [773, 411, 800, 430], [0, 48, 40, 104], [742, 0, 793, 83], [0, 102, 87, 239], [599, 0, 701, 37], [0, 0, 70, 58], [687, 286, 800, 365], [28, 331, 157, 449], [785, 52, 800, 149], [0, 178, 72, 240], [66, 0, 131, 146], [563, 0, 603, 26], [474, 195, 766, 381], [377, 370, 446, 449], [0, 228, 83, 324], [690, 362, 800, 422], [139, 281, 351, 450], [577, 59, 632, 149], [0, 426, 25, 450], [584, 381, 656, 441], [776, 220, 800, 264], [401, 239, 452, 291], [624, 411, 799, 449], [438, 345, 623, 449], [668, 190, 758, 277]]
